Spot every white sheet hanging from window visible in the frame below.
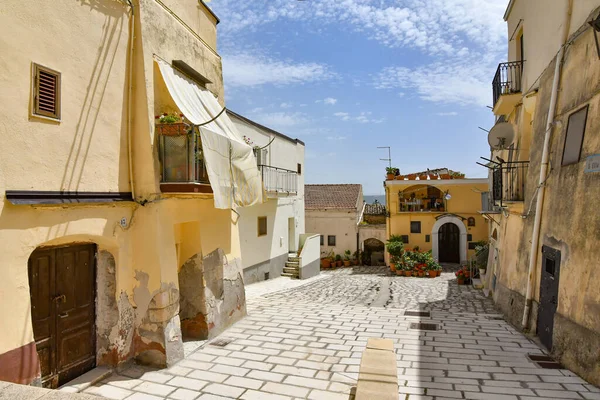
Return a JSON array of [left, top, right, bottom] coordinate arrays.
[[157, 59, 263, 209]]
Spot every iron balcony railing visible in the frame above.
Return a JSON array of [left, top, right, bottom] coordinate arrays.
[[492, 161, 529, 206], [258, 165, 298, 194], [159, 128, 209, 184], [364, 203, 387, 215], [492, 61, 524, 107]]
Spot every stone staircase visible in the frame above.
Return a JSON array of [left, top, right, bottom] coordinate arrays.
[[282, 253, 301, 279]]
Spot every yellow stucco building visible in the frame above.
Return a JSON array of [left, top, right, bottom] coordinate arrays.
[[0, 0, 260, 388], [483, 0, 600, 385], [385, 171, 488, 265]]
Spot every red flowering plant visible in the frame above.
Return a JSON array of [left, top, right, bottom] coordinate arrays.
[[155, 112, 184, 124], [455, 266, 470, 279]]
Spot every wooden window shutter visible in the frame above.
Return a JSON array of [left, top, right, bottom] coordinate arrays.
[[33, 64, 61, 119]]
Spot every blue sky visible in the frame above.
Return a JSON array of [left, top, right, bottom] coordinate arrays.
[[209, 0, 508, 195]]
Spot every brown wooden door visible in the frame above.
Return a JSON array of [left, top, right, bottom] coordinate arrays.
[[438, 223, 460, 263], [29, 244, 96, 388]]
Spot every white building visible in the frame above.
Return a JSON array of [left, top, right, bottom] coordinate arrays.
[[229, 111, 319, 282], [305, 184, 364, 259]]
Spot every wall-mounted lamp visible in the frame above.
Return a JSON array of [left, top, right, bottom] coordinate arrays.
[[590, 14, 600, 59]]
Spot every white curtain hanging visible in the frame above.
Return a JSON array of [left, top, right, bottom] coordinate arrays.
[[157, 59, 263, 209]]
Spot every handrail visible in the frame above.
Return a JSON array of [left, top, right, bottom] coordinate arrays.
[[257, 164, 298, 174], [492, 60, 524, 107]]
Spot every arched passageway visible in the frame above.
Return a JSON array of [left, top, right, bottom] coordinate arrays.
[[363, 238, 385, 266]]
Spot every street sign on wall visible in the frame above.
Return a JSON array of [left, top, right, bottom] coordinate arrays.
[[585, 154, 600, 173]]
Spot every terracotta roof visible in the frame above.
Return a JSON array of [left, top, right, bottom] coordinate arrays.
[[305, 184, 362, 210]]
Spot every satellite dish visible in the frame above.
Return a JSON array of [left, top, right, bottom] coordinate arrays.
[[444, 193, 452, 201], [488, 122, 515, 150]]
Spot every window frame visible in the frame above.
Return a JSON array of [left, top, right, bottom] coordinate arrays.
[[410, 221, 421, 234], [327, 235, 336, 246], [297, 163, 302, 175], [32, 63, 61, 120], [401, 235, 409, 244], [257, 216, 268, 237], [320, 235, 324, 246], [561, 105, 589, 166]]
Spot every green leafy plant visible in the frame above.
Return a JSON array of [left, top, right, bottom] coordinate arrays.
[[386, 240, 404, 258], [155, 112, 183, 124], [344, 250, 351, 260], [335, 254, 342, 262]]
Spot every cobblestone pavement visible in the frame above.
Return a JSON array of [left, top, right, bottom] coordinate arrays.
[[88, 266, 600, 400]]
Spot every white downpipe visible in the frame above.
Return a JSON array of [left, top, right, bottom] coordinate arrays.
[[126, 1, 136, 199], [521, 0, 573, 330]]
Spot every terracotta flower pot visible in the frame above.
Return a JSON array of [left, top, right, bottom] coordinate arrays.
[[390, 263, 395, 272], [395, 270, 403, 276], [387, 173, 395, 180], [419, 175, 428, 180], [428, 271, 435, 278], [343, 260, 351, 267], [407, 174, 417, 180], [457, 278, 465, 285], [418, 271, 424, 277], [404, 271, 412, 277], [440, 173, 451, 179], [395, 175, 404, 180], [321, 259, 331, 268], [337, 261, 343, 267]]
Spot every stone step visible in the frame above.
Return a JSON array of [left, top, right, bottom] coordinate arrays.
[[283, 267, 299, 273], [288, 257, 301, 263], [472, 278, 484, 289], [286, 261, 300, 267], [281, 272, 299, 279]]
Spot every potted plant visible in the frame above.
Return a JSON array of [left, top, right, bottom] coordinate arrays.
[[343, 250, 352, 267], [352, 251, 360, 265], [419, 174, 428, 180], [475, 241, 489, 277], [440, 173, 451, 179], [407, 174, 417, 180], [335, 254, 342, 268], [386, 237, 404, 271], [450, 171, 466, 179], [455, 266, 469, 284], [321, 257, 331, 269], [386, 167, 396, 180], [155, 112, 189, 136]]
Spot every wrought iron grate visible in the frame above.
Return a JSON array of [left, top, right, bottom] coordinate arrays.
[[528, 354, 562, 369], [404, 311, 431, 317], [410, 323, 439, 331], [210, 338, 233, 347], [488, 316, 504, 321]]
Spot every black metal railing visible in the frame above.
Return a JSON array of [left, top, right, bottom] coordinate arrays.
[[159, 128, 209, 184], [258, 165, 298, 194], [492, 61, 524, 107], [492, 161, 529, 206]]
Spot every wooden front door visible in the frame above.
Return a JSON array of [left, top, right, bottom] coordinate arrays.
[[438, 223, 460, 263], [28, 244, 96, 388], [537, 246, 561, 350]]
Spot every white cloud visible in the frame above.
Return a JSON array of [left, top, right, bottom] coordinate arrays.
[[436, 111, 458, 116], [222, 53, 333, 87], [333, 112, 351, 121], [280, 102, 293, 109], [327, 135, 347, 141], [248, 111, 308, 131], [333, 111, 380, 124], [320, 97, 338, 105]]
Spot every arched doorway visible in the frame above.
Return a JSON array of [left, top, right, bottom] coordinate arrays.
[[28, 244, 97, 388], [432, 215, 467, 264], [438, 223, 460, 263], [363, 238, 385, 266]]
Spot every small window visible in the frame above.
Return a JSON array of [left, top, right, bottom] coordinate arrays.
[[32, 63, 61, 120], [562, 105, 588, 166], [320, 235, 324, 246], [401, 235, 409, 244], [467, 234, 473, 242], [425, 235, 430, 243], [468, 217, 476, 227], [297, 163, 302, 175], [545, 258, 556, 276], [410, 221, 421, 233], [468, 242, 477, 250], [328, 235, 336, 246], [257, 216, 267, 236]]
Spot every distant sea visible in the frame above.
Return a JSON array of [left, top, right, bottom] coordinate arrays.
[[364, 195, 386, 205]]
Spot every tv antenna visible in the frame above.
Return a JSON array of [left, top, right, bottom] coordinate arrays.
[[377, 146, 392, 169]]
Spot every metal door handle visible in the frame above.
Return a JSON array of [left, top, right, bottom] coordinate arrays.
[[58, 313, 69, 318], [53, 294, 66, 303]]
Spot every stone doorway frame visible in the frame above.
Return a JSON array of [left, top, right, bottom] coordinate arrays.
[[432, 215, 467, 264]]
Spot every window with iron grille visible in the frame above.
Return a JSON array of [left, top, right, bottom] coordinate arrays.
[[320, 235, 324, 246], [425, 235, 430, 243], [467, 234, 473, 241], [562, 105, 588, 166], [468, 242, 477, 250], [401, 235, 409, 244], [410, 221, 421, 233], [257, 216, 267, 236], [32, 63, 61, 119], [328, 235, 336, 246]]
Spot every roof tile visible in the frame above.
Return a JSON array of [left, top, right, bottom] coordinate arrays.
[[305, 184, 362, 210]]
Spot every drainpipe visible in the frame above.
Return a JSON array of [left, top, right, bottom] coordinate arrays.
[[521, 0, 573, 330], [126, 0, 136, 200]]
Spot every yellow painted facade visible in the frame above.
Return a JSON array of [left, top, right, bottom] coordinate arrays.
[[0, 0, 247, 386], [385, 179, 489, 264], [488, 0, 600, 386]]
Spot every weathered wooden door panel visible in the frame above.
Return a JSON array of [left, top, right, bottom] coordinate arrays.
[[439, 223, 460, 263], [28, 249, 55, 386], [28, 244, 96, 388], [537, 246, 561, 350]]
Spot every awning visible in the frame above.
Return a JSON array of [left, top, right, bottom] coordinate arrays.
[[157, 59, 263, 209]]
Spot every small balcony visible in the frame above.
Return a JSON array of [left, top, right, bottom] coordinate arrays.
[[492, 61, 524, 115], [492, 161, 529, 206], [258, 165, 297, 196], [480, 191, 501, 214], [398, 184, 446, 213], [158, 123, 212, 193]]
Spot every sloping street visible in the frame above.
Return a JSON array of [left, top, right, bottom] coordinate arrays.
[[86, 268, 600, 400]]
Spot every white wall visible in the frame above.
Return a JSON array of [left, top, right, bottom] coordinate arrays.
[[231, 113, 305, 269], [305, 209, 359, 257]]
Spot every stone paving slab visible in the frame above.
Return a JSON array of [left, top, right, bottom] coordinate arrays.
[[88, 266, 600, 400]]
